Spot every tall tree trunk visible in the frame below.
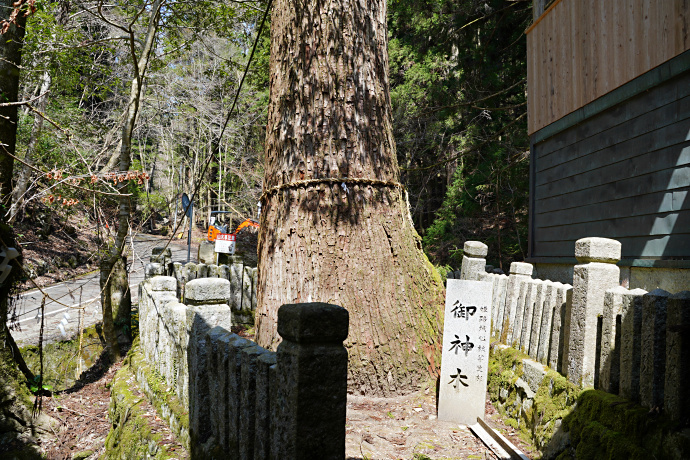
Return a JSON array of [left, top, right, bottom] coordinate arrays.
[[100, 0, 162, 361], [256, 0, 445, 396], [0, 3, 56, 454], [9, 0, 69, 223], [8, 70, 50, 222], [0, 0, 26, 211]]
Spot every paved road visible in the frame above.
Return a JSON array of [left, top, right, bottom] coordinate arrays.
[[9, 235, 194, 346]]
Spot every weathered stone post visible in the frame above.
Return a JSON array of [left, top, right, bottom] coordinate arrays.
[[491, 275, 509, 338], [567, 237, 621, 387], [254, 352, 277, 459], [618, 289, 647, 402], [184, 278, 233, 458], [550, 283, 572, 374], [528, 280, 547, 359], [664, 291, 690, 420], [151, 246, 172, 275], [640, 289, 670, 409], [599, 286, 629, 393], [239, 345, 270, 460], [275, 303, 349, 460], [459, 241, 488, 281], [504, 263, 533, 344]]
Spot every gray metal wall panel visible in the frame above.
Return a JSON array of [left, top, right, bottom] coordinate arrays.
[[530, 70, 690, 261]]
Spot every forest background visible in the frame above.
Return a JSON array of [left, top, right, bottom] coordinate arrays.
[[4, 0, 532, 277]]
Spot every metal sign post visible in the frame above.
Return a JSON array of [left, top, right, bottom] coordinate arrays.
[[182, 193, 193, 262]]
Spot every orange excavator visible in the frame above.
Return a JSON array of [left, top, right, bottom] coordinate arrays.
[[207, 212, 259, 242]]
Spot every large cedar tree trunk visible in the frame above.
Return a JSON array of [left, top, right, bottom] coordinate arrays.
[[256, 0, 445, 395]]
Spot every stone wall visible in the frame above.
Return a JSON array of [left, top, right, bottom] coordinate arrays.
[[144, 246, 258, 326], [461, 238, 690, 421], [138, 274, 349, 459]]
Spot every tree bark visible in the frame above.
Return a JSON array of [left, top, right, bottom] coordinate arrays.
[[0, 5, 55, 451], [100, 0, 162, 360], [8, 70, 50, 222], [0, 0, 26, 210], [256, 0, 445, 395], [9, 0, 70, 223]]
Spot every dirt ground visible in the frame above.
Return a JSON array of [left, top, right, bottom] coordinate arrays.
[[345, 391, 535, 460]]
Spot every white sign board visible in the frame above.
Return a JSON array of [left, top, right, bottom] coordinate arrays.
[[438, 279, 493, 425], [215, 233, 235, 254]]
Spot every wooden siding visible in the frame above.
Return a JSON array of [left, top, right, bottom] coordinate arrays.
[[527, 0, 690, 134], [530, 70, 690, 261]]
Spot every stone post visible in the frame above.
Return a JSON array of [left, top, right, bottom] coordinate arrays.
[[145, 262, 164, 279], [140, 276, 177, 364], [240, 345, 270, 460], [502, 262, 533, 343], [599, 286, 629, 393], [492, 275, 509, 339], [567, 237, 621, 387], [510, 277, 530, 346], [459, 241, 488, 281], [227, 335, 253, 457], [536, 282, 555, 364], [619, 289, 647, 402], [559, 283, 574, 374], [500, 262, 533, 345], [640, 289, 670, 409], [172, 262, 183, 298], [276, 303, 349, 460], [664, 291, 690, 420], [255, 352, 277, 459], [230, 262, 243, 310], [184, 262, 198, 283], [207, 326, 234, 452], [520, 279, 540, 352], [151, 246, 172, 275], [528, 281, 547, 359], [184, 278, 233, 458], [184, 278, 231, 307]]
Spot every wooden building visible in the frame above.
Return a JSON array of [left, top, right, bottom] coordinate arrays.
[[526, 0, 690, 291]]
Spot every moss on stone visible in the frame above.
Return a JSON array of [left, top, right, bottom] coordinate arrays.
[[118, 341, 189, 448], [562, 390, 690, 460], [19, 324, 105, 392], [487, 345, 690, 459], [104, 357, 183, 460]]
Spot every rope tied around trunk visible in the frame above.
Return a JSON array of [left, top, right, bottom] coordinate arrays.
[[259, 177, 404, 203]]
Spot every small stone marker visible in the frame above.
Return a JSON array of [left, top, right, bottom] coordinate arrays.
[[439, 279, 493, 425]]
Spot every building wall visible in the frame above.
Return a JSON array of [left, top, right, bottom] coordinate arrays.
[[528, 51, 690, 270], [527, 0, 690, 134]]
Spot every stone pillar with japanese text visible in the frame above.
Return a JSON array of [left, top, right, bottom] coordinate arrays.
[[438, 279, 493, 425]]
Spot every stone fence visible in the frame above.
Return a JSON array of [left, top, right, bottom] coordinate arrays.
[[145, 246, 258, 325], [138, 275, 348, 459], [461, 238, 690, 420]]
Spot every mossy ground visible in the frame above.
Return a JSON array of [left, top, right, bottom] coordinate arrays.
[[19, 324, 105, 392], [105, 348, 187, 460], [487, 345, 690, 459], [562, 390, 690, 460]]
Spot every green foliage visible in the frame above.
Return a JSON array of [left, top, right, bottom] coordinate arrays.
[[28, 374, 52, 394], [388, 0, 532, 269]]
